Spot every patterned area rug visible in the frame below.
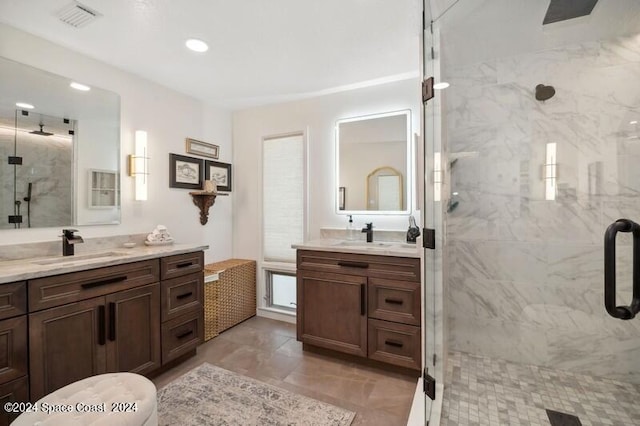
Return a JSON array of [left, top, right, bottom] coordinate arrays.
[[157, 363, 356, 425]]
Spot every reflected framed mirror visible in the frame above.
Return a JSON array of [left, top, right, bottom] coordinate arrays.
[[336, 110, 411, 214], [0, 56, 121, 229]]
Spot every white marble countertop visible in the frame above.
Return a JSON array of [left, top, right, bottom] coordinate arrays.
[[292, 239, 420, 258], [0, 243, 208, 284]]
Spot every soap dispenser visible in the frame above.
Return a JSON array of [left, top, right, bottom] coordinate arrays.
[[406, 215, 421, 243], [346, 215, 357, 240]]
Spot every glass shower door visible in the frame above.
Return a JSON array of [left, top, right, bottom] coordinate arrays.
[[421, 0, 442, 423], [425, 0, 640, 424]]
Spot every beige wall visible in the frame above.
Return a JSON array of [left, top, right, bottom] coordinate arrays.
[[0, 24, 233, 263], [232, 77, 420, 263]]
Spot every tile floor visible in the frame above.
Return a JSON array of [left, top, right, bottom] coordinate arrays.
[[440, 351, 640, 426], [152, 316, 418, 425]]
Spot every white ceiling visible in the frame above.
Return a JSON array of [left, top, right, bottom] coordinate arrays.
[[430, 0, 640, 68], [0, 0, 422, 110]]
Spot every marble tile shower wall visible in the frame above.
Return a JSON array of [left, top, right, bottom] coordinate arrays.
[[0, 129, 72, 229], [445, 34, 640, 383]]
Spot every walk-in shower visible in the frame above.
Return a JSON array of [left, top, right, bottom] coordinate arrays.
[[422, 0, 640, 424]]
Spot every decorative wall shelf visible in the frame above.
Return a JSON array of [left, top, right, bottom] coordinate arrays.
[[189, 192, 217, 225]]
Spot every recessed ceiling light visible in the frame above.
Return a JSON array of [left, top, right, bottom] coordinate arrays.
[[70, 82, 91, 91], [16, 102, 34, 109], [434, 82, 450, 90], [631, 120, 638, 125], [185, 38, 209, 53]]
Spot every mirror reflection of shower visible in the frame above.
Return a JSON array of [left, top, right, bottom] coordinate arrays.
[[0, 108, 76, 228]]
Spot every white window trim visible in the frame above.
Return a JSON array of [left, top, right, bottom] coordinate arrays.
[[257, 129, 308, 312]]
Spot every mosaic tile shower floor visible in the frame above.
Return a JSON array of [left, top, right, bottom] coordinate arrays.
[[440, 352, 640, 426]]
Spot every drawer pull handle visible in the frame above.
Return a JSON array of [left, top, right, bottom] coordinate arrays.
[[176, 330, 194, 339], [338, 261, 369, 269], [176, 262, 193, 269], [81, 276, 127, 289], [384, 339, 403, 348], [108, 302, 116, 341], [98, 305, 106, 345], [385, 298, 404, 305], [176, 291, 193, 300]]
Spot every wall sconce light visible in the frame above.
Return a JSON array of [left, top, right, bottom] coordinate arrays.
[[128, 130, 149, 201], [544, 142, 557, 201], [434, 152, 442, 202]]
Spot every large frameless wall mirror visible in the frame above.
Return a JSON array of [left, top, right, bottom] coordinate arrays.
[[336, 110, 411, 214], [0, 56, 121, 229]]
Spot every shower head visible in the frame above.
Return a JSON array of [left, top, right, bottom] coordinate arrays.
[[30, 124, 53, 136], [535, 84, 556, 101]]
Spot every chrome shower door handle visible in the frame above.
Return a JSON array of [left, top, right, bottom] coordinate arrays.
[[604, 218, 640, 320]]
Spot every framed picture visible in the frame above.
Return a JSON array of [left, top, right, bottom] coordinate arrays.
[[169, 153, 203, 189], [205, 160, 232, 192], [185, 138, 219, 159], [339, 187, 345, 210]]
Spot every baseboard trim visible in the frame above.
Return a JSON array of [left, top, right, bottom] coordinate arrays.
[[256, 307, 296, 324]]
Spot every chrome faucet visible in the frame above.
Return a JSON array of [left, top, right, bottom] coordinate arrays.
[[361, 222, 374, 243], [62, 229, 84, 256]]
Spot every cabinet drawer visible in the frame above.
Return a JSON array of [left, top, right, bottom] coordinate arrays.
[[368, 278, 420, 325], [297, 250, 419, 282], [161, 272, 203, 322], [0, 316, 27, 385], [0, 282, 26, 321], [367, 319, 420, 370], [0, 376, 29, 426], [161, 311, 203, 364], [29, 259, 159, 312], [161, 252, 204, 281]]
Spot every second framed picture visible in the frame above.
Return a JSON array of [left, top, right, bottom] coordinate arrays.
[[169, 154, 203, 189], [205, 160, 232, 192]]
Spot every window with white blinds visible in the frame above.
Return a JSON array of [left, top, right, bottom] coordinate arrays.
[[263, 133, 304, 263]]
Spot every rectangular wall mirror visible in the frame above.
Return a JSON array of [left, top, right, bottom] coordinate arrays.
[[336, 110, 411, 215], [0, 56, 121, 229]]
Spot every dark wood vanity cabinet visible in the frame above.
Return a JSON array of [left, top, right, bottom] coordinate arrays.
[[160, 253, 204, 364], [28, 261, 162, 400], [25, 251, 203, 401], [297, 250, 421, 371], [0, 281, 28, 426], [297, 270, 367, 357]]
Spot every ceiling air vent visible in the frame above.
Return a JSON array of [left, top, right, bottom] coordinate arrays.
[[56, 1, 102, 28]]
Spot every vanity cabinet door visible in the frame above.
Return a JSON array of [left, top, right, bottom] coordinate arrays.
[[0, 316, 27, 385], [0, 376, 29, 426], [105, 283, 161, 375], [297, 270, 367, 357], [29, 297, 107, 401]]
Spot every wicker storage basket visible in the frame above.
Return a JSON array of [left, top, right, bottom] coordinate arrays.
[[203, 259, 256, 341]]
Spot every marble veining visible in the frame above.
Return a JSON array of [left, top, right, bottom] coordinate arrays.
[[0, 237, 208, 284], [293, 238, 420, 258], [445, 33, 640, 383]]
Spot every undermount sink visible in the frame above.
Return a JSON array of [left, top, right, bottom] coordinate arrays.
[[332, 241, 419, 250], [31, 251, 124, 266], [334, 241, 392, 248]]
